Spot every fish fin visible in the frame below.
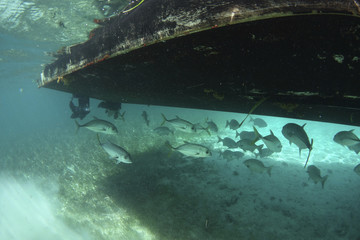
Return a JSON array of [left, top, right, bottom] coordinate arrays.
[[235, 130, 240, 139], [321, 175, 328, 189], [96, 133, 102, 145], [257, 144, 264, 150], [350, 129, 355, 132], [299, 148, 302, 157], [267, 166, 273, 177], [160, 113, 167, 126], [249, 116, 254, 122], [75, 120, 80, 134], [252, 126, 261, 144], [270, 130, 274, 136], [225, 120, 229, 128], [302, 123, 307, 128], [217, 136, 222, 143], [93, 116, 99, 120], [303, 145, 313, 168]]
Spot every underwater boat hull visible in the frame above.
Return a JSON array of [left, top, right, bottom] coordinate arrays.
[[38, 0, 360, 126]]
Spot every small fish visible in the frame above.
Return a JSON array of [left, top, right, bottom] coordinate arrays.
[[243, 159, 273, 176], [235, 130, 256, 141], [165, 141, 211, 158], [237, 139, 263, 152], [225, 119, 240, 130], [220, 150, 244, 161], [97, 134, 132, 164], [354, 164, 360, 176], [250, 117, 267, 128], [256, 148, 274, 158], [142, 111, 150, 126], [153, 126, 174, 136], [75, 117, 118, 134], [253, 127, 282, 153], [98, 101, 122, 120], [161, 114, 196, 133], [348, 143, 360, 154], [205, 119, 218, 132], [306, 165, 328, 189], [333, 130, 360, 147], [282, 123, 313, 168], [217, 136, 238, 148]]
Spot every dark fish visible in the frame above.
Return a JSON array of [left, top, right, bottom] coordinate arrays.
[[348, 143, 360, 154], [354, 164, 360, 176], [220, 150, 244, 161], [142, 111, 150, 126], [225, 119, 240, 130], [333, 130, 360, 147], [235, 130, 256, 141], [282, 123, 313, 168], [205, 119, 218, 132], [250, 117, 267, 128], [253, 127, 282, 153], [237, 139, 263, 152], [153, 126, 174, 136], [217, 136, 238, 148], [256, 148, 274, 158], [193, 123, 211, 135], [307, 165, 328, 189]]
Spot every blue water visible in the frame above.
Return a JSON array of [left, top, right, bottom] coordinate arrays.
[[1, 3, 360, 240]]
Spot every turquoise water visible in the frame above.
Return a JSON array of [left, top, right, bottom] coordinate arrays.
[[1, 1, 360, 239]]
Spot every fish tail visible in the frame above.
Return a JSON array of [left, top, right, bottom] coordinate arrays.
[[217, 136, 222, 143], [165, 140, 174, 150], [161, 113, 167, 126], [321, 175, 328, 189], [267, 166, 273, 177], [235, 130, 240, 139], [205, 127, 211, 136], [225, 120, 229, 128], [75, 120, 81, 134], [120, 111, 126, 122]]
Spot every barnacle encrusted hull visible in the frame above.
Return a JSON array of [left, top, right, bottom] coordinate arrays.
[[38, 0, 360, 126]]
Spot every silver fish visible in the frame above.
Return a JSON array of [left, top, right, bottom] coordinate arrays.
[[97, 135, 132, 164], [217, 136, 238, 149], [161, 114, 196, 133], [75, 117, 118, 134], [250, 117, 267, 128], [333, 130, 360, 147], [282, 123, 313, 168], [166, 141, 211, 158], [153, 126, 173, 136], [253, 127, 282, 153], [243, 159, 273, 176], [225, 119, 240, 130], [306, 165, 328, 189], [354, 164, 360, 176]]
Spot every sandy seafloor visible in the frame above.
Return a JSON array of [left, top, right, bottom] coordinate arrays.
[[0, 104, 359, 240]]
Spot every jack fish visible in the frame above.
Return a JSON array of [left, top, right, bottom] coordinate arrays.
[[333, 130, 360, 147], [243, 159, 273, 176], [166, 141, 211, 158], [306, 165, 328, 189], [161, 114, 196, 133], [75, 117, 118, 134], [97, 135, 132, 164], [282, 123, 313, 168], [253, 127, 282, 153]]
